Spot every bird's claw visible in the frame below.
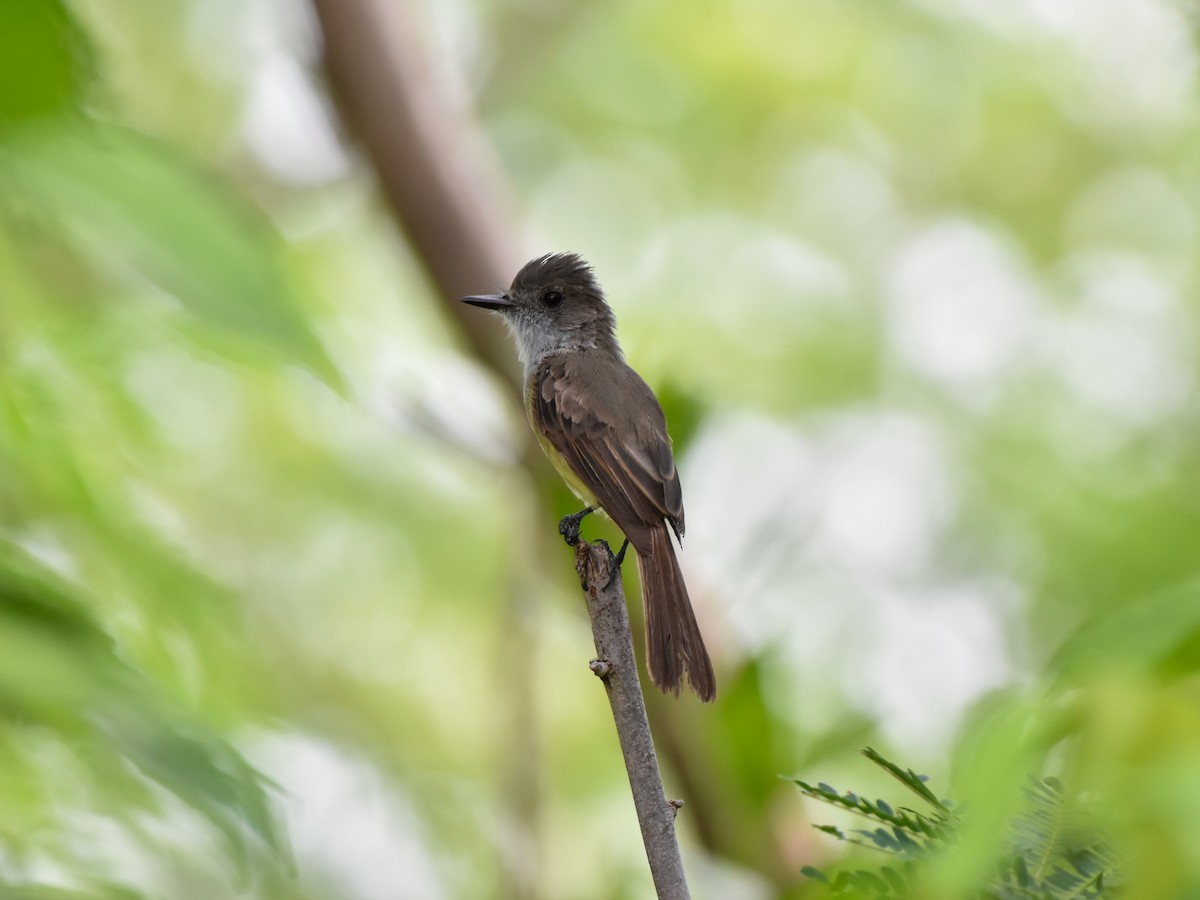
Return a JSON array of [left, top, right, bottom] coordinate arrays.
[[558, 506, 595, 546]]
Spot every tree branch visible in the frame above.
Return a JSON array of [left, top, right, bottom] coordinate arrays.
[[310, 0, 523, 386], [575, 539, 692, 900], [310, 5, 698, 894]]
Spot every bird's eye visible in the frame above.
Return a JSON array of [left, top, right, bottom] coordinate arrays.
[[542, 290, 563, 308]]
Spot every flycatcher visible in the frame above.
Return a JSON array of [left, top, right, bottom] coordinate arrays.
[[462, 253, 716, 702]]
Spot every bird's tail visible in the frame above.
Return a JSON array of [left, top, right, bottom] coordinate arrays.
[[636, 527, 716, 702]]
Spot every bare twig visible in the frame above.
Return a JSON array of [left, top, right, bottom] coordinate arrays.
[[575, 539, 692, 900]]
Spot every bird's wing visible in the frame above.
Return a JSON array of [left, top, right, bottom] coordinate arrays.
[[531, 353, 684, 540]]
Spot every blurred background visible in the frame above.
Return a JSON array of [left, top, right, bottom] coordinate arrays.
[[2, 0, 1200, 897]]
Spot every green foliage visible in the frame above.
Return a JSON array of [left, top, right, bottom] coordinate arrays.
[[795, 749, 1115, 898], [1, 121, 341, 388], [0, 884, 141, 900], [0, 546, 287, 883], [0, 0, 93, 130], [1007, 778, 1111, 899], [4, 0, 1200, 897]]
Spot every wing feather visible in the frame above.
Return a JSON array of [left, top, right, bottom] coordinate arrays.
[[531, 354, 683, 542]]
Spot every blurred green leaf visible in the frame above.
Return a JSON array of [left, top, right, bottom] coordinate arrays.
[[0, 122, 341, 388], [4, 0, 1200, 895], [1048, 580, 1200, 685], [0, 545, 287, 876], [0, 882, 142, 900], [0, 0, 93, 130]]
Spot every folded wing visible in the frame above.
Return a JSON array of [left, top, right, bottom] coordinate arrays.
[[531, 353, 683, 542]]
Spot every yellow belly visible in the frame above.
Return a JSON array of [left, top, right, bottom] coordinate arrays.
[[525, 375, 602, 511], [534, 426, 600, 509]]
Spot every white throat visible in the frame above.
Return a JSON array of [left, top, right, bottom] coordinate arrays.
[[507, 314, 612, 376]]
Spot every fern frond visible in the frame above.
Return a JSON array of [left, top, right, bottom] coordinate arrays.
[[797, 750, 1117, 898], [862, 746, 952, 814]]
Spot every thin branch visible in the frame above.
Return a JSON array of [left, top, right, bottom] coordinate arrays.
[[575, 539, 692, 900]]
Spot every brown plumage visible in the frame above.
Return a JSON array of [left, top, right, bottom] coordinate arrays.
[[531, 352, 715, 701], [462, 253, 716, 701]]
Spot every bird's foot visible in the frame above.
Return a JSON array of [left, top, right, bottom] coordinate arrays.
[[592, 538, 629, 588], [558, 506, 595, 546], [593, 537, 630, 566]]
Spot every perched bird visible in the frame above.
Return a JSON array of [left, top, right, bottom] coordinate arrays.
[[462, 253, 715, 701]]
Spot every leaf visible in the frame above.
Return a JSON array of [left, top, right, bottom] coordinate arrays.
[[881, 865, 907, 893], [830, 870, 856, 894], [0, 880, 142, 899], [0, 121, 342, 388], [1048, 580, 1200, 684], [0, 545, 289, 874], [1014, 853, 1032, 887], [0, 0, 93, 130], [858, 827, 900, 851], [893, 826, 922, 854], [801, 865, 829, 883], [852, 869, 890, 894], [863, 746, 949, 811]]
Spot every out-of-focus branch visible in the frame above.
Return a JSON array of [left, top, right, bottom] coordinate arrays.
[[309, 6, 709, 897], [310, 0, 522, 385], [309, 8, 541, 899], [576, 540, 692, 900]]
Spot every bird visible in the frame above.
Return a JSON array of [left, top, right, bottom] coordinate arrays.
[[462, 253, 715, 701]]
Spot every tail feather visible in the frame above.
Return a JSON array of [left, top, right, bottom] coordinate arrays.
[[635, 527, 716, 702]]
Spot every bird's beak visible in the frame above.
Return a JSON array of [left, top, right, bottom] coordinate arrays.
[[461, 293, 511, 310]]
